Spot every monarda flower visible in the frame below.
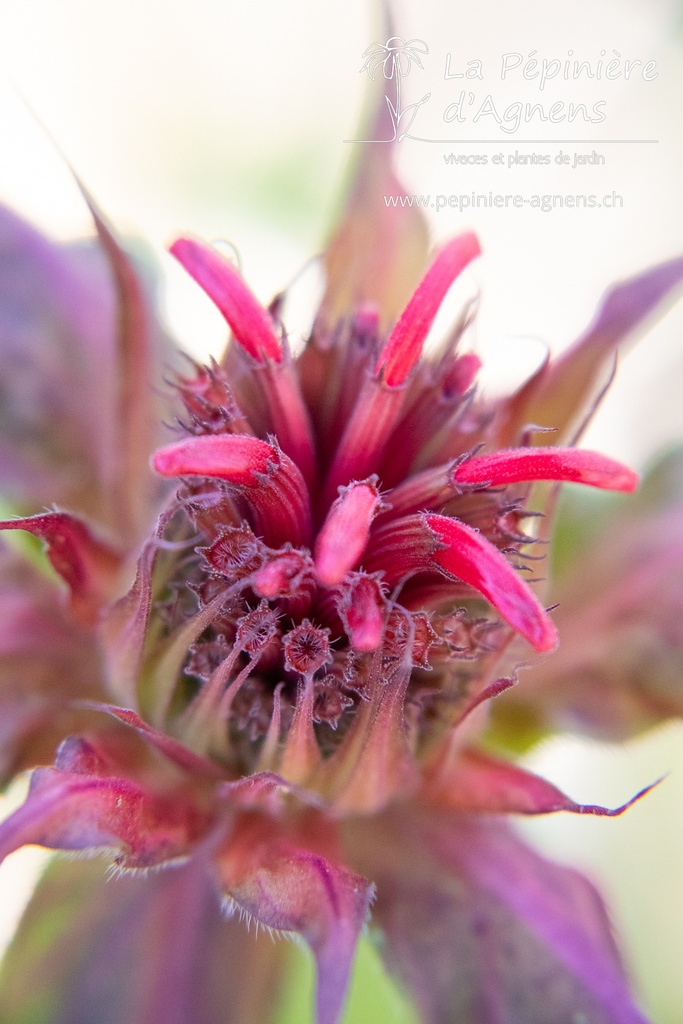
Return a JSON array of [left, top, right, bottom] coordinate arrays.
[[1, 126, 683, 1024]]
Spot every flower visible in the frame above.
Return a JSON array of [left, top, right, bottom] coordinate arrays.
[[1, 129, 683, 1024]]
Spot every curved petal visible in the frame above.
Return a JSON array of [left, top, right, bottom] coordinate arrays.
[[454, 447, 638, 493], [425, 514, 558, 652]]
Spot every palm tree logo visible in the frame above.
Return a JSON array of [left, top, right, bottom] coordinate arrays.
[[360, 36, 431, 141]]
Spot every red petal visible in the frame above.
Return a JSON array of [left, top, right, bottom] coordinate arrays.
[[454, 447, 638, 492], [170, 237, 282, 364], [425, 513, 557, 651], [375, 234, 481, 386], [315, 480, 382, 585], [153, 434, 312, 547], [0, 512, 120, 625], [336, 574, 385, 651], [215, 812, 373, 1024], [153, 433, 273, 482]]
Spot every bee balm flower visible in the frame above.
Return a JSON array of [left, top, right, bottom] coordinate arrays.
[[0, 129, 682, 1024]]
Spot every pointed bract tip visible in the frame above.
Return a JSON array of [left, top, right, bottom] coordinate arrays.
[[375, 232, 481, 387], [169, 237, 282, 364]]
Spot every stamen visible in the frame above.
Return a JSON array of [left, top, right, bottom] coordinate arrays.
[[169, 237, 282, 364]]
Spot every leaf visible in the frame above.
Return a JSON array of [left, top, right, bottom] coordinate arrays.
[[422, 748, 656, 816], [0, 204, 118, 518], [495, 255, 683, 447], [317, 87, 429, 332], [0, 512, 121, 625], [350, 808, 650, 1024], [493, 449, 683, 742], [0, 542, 103, 782], [0, 855, 285, 1024]]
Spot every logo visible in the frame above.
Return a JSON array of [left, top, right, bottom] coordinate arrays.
[[360, 36, 431, 142]]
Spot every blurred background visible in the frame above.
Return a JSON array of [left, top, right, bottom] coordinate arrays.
[[1, 0, 683, 1020]]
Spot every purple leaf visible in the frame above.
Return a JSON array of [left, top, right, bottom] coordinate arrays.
[[84, 703, 225, 779], [0, 855, 286, 1024], [352, 808, 650, 1024], [423, 747, 656, 816], [0, 542, 103, 781], [0, 204, 118, 516], [496, 254, 683, 446]]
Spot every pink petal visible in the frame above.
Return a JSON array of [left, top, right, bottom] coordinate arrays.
[[425, 513, 558, 651], [315, 480, 382, 585], [215, 813, 373, 1024], [424, 747, 657, 815], [0, 512, 120, 625], [170, 237, 282, 364], [336, 574, 385, 651], [454, 447, 639, 492], [375, 234, 481, 387], [153, 434, 312, 548]]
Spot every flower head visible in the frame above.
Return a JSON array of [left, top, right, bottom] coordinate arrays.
[[0, 122, 683, 1024]]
